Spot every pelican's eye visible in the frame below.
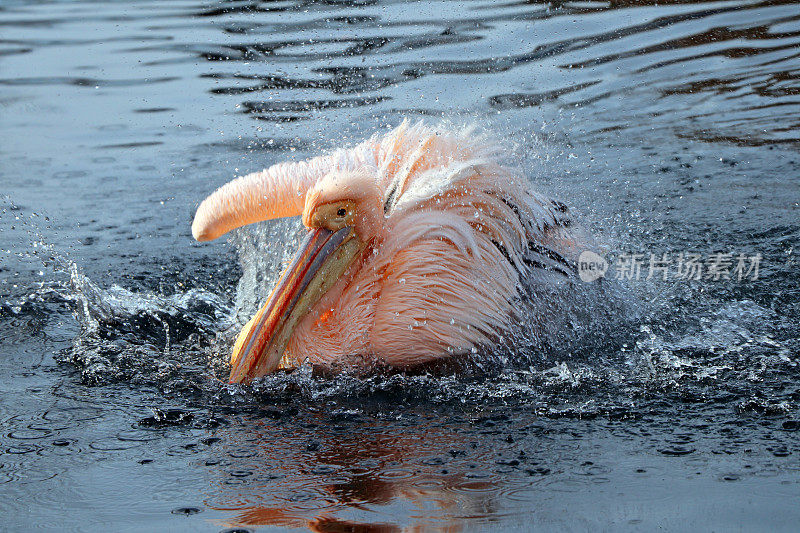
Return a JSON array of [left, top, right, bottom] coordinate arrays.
[[310, 200, 357, 231]]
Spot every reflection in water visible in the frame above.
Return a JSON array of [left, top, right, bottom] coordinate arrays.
[[205, 412, 505, 531]]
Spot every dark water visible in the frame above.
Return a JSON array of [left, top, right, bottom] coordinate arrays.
[[2, 0, 799, 530]]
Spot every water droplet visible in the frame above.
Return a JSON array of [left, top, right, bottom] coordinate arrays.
[[171, 507, 203, 516]]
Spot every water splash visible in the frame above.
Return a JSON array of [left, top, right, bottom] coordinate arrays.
[[34, 243, 791, 423], [59, 263, 231, 388]]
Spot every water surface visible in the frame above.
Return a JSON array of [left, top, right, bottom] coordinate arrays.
[[1, 0, 799, 531]]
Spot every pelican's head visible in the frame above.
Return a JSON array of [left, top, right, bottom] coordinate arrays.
[[228, 171, 383, 383], [192, 165, 382, 383]]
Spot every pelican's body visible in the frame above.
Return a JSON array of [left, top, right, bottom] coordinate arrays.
[[192, 122, 584, 383]]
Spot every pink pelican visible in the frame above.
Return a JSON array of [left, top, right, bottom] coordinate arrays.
[[192, 121, 582, 383]]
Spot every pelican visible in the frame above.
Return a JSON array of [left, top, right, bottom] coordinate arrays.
[[192, 121, 584, 383]]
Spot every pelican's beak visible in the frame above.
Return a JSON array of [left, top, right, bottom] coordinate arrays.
[[229, 226, 364, 384]]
